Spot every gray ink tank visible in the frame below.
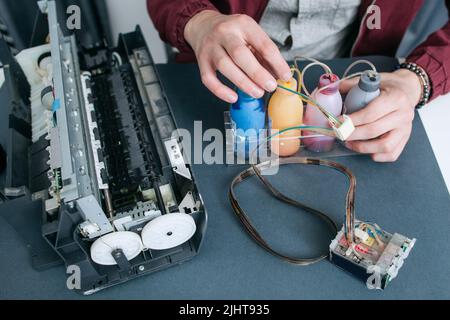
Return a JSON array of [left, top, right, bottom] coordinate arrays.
[[344, 70, 380, 114]]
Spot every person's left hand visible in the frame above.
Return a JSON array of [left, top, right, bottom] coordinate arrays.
[[340, 69, 422, 162]]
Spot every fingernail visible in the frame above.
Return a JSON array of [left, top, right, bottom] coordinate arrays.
[[251, 88, 264, 98], [282, 72, 292, 81], [265, 80, 277, 92], [227, 94, 237, 103]]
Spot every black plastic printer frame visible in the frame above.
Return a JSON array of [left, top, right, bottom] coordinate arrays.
[[0, 26, 207, 294]]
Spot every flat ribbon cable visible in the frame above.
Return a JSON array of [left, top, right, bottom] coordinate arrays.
[[229, 157, 356, 265]]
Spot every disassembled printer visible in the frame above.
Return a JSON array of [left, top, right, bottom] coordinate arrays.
[[0, 0, 206, 294], [0, 0, 416, 294]]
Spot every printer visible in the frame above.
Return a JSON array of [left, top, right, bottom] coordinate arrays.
[[0, 0, 207, 294]]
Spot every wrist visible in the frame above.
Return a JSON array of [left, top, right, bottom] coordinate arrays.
[[397, 62, 432, 108], [394, 68, 422, 107], [184, 10, 221, 49]]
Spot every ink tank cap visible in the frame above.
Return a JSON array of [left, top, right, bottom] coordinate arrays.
[[358, 71, 380, 92], [318, 73, 340, 94]]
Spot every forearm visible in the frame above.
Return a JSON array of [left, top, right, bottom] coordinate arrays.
[[407, 1, 450, 101], [147, 0, 218, 60]]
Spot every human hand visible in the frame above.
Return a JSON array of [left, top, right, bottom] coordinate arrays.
[[340, 69, 422, 162], [184, 10, 291, 103]]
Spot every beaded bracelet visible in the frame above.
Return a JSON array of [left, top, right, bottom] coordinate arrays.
[[399, 62, 431, 109]]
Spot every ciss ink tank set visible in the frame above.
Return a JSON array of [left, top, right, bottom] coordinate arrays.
[[225, 60, 416, 290], [226, 66, 381, 160]]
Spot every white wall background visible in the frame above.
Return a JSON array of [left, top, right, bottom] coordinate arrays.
[[105, 0, 167, 63]]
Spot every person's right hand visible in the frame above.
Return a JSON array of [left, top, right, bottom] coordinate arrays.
[[184, 10, 292, 103]]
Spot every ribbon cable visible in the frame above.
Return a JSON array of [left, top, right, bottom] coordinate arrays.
[[228, 157, 356, 265]]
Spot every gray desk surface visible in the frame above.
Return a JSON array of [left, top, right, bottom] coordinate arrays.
[[1, 57, 449, 299]]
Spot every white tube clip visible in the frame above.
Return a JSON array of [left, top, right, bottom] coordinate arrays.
[[333, 114, 355, 141]]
